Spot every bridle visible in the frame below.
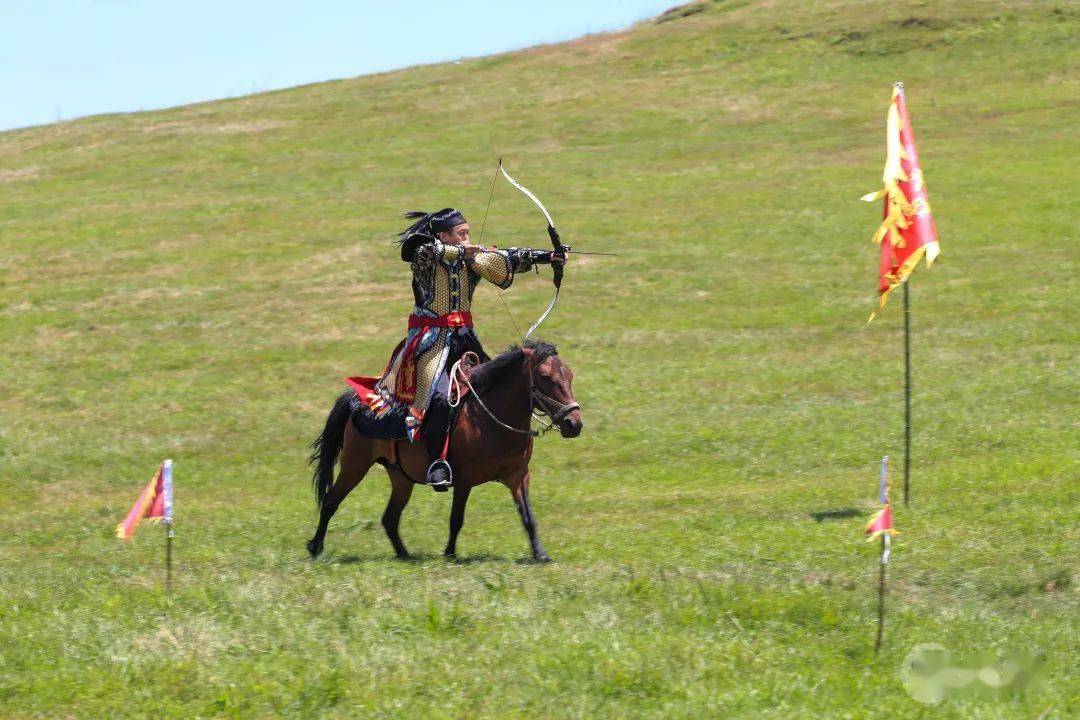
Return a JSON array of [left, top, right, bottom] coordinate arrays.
[[449, 352, 579, 437]]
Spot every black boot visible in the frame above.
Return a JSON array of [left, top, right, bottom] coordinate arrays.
[[421, 394, 453, 491]]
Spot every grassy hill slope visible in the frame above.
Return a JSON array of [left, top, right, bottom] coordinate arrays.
[[1, 1, 1077, 717]]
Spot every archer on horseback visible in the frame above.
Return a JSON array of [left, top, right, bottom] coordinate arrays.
[[307, 164, 586, 562], [362, 207, 567, 490]]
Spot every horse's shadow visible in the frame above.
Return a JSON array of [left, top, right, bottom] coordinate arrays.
[[319, 550, 514, 566], [808, 507, 861, 523]]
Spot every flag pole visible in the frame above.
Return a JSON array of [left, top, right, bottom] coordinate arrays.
[[162, 459, 175, 599], [903, 280, 911, 505], [875, 533, 888, 653], [874, 455, 890, 653], [166, 523, 173, 596]]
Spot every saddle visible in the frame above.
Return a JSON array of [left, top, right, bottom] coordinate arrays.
[[343, 351, 480, 442], [342, 376, 398, 433]]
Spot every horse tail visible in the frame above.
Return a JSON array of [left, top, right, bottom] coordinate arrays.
[[309, 391, 354, 509]]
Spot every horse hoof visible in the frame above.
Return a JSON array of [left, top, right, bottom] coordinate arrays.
[[533, 554, 552, 564], [306, 539, 322, 558]]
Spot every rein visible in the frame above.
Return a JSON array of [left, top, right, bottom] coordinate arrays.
[[448, 353, 579, 437]]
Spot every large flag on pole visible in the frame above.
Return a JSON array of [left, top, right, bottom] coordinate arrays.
[[862, 82, 940, 319], [116, 460, 174, 540]]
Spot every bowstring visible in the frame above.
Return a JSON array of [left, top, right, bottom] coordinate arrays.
[[478, 159, 524, 343], [476, 160, 499, 247]]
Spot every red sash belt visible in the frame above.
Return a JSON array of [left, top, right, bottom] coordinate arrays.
[[408, 311, 473, 329]]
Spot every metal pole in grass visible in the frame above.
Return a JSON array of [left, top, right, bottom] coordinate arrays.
[[162, 459, 175, 598], [871, 456, 893, 654], [903, 282, 912, 506], [875, 533, 890, 653], [166, 524, 173, 596]]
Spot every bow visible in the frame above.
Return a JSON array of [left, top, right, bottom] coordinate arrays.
[[479, 159, 569, 340]]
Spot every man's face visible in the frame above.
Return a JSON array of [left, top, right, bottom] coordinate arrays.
[[439, 223, 470, 246]]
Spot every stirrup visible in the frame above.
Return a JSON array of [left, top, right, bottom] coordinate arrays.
[[425, 459, 453, 490]]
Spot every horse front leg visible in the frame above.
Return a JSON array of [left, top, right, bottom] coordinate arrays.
[[444, 484, 472, 559], [507, 469, 550, 563]]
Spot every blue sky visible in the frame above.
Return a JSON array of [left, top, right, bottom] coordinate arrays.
[[0, 1, 676, 131]]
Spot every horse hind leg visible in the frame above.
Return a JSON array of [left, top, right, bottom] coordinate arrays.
[[381, 468, 415, 559], [307, 424, 374, 558]]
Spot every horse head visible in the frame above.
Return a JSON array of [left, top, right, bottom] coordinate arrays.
[[526, 344, 583, 438]]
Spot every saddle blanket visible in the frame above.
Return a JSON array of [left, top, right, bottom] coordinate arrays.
[[345, 376, 408, 440]]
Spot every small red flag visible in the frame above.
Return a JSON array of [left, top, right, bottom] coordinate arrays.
[[863, 83, 940, 319], [116, 462, 172, 541], [866, 455, 900, 542], [865, 504, 899, 542]]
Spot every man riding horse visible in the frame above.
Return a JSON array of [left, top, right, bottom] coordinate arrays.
[[359, 207, 567, 490], [308, 165, 586, 561]]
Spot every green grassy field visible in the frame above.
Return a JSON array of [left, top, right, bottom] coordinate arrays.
[[1, 1, 1077, 717]]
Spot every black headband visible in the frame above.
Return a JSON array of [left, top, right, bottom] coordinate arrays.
[[429, 208, 467, 234]]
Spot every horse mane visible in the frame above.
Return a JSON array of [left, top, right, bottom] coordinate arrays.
[[469, 340, 558, 390]]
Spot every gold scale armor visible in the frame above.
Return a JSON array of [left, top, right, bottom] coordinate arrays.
[[373, 240, 537, 438]]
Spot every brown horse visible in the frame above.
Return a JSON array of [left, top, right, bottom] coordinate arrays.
[[306, 341, 582, 562]]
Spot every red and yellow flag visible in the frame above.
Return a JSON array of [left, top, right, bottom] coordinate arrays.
[[866, 455, 900, 542], [863, 82, 940, 319], [116, 461, 172, 540], [865, 504, 899, 542]]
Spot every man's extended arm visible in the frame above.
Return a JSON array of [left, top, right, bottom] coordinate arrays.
[[467, 246, 557, 289]]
